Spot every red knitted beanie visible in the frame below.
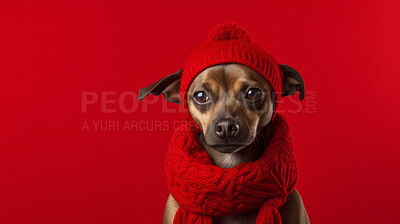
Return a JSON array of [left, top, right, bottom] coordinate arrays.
[[180, 22, 283, 108]]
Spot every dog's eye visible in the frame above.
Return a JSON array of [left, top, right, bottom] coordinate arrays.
[[246, 88, 262, 101], [193, 91, 210, 104]]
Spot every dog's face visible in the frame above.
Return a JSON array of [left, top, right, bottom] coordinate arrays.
[[187, 64, 274, 153], [138, 63, 304, 153]]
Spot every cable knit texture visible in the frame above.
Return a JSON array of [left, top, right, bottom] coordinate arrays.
[[165, 113, 297, 224], [180, 22, 283, 110]]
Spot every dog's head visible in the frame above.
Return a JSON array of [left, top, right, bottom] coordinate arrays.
[[138, 63, 304, 153]]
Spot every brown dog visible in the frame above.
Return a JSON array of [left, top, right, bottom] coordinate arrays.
[[139, 63, 309, 224]]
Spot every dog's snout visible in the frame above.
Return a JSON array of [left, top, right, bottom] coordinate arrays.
[[214, 119, 239, 139]]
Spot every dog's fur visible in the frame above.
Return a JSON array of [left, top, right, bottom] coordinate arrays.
[[139, 63, 309, 224]]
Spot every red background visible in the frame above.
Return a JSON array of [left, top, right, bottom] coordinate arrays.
[[1, 0, 400, 223]]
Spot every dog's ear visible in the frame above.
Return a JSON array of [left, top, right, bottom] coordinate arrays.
[[137, 69, 183, 104], [280, 65, 305, 101]]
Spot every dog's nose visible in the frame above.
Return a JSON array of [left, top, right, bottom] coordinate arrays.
[[214, 119, 239, 139]]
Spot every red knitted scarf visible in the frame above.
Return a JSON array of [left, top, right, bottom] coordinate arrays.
[[165, 113, 297, 224]]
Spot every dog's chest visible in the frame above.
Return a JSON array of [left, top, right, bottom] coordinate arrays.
[[212, 208, 259, 224]]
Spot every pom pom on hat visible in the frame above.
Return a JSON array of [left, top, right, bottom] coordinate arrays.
[[208, 22, 251, 43]]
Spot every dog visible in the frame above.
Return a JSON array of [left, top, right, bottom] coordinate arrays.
[[138, 63, 309, 224]]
